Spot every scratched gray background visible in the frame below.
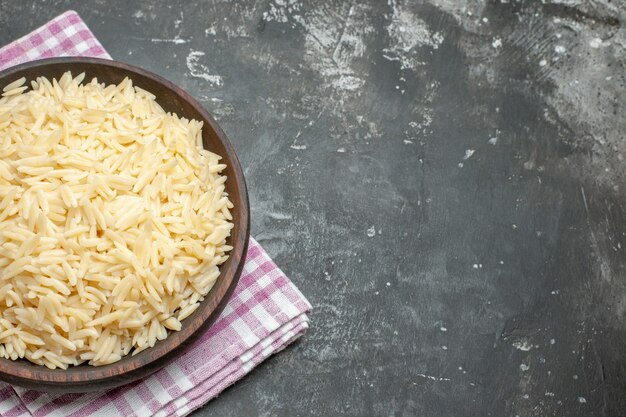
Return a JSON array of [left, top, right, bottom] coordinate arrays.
[[1, 0, 626, 416]]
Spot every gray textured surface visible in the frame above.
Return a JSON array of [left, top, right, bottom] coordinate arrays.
[[1, 0, 626, 416]]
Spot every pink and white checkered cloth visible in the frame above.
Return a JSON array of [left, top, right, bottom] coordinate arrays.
[[0, 10, 311, 417]]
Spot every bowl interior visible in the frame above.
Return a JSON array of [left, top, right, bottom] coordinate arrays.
[[0, 58, 249, 392]]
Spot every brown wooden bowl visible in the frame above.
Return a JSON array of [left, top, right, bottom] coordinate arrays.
[[0, 57, 250, 392]]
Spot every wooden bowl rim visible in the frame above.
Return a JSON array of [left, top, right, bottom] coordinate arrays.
[[0, 57, 250, 391]]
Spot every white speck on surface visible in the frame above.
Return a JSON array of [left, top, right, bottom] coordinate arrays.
[[386, 282, 391, 287], [290, 144, 307, 150], [432, 32, 444, 46], [174, 11, 183, 29], [520, 363, 530, 372], [512, 224, 517, 229], [499, 260, 504, 265], [375, 291, 379, 295], [523, 394, 529, 399], [545, 391, 555, 397], [458, 162, 464, 168], [133, 10, 144, 19], [266, 211, 292, 220], [262, 0, 299, 23], [337, 147, 346, 153], [473, 264, 479, 269], [367, 226, 376, 237], [332, 76, 366, 92], [488, 137, 498, 145], [298, 3, 370, 93], [573, 374, 578, 380], [403, 139, 414, 144], [512, 341, 533, 351], [554, 45, 566, 54], [383, 1, 445, 70], [550, 338, 556, 345], [416, 373, 451, 382], [539, 59, 547, 67], [492, 38, 502, 49], [186, 51, 223, 86], [463, 149, 475, 160], [151, 36, 188, 44], [589, 37, 604, 48], [578, 397, 587, 403], [442, 345, 448, 350], [440, 326, 447, 332], [205, 27, 217, 36]]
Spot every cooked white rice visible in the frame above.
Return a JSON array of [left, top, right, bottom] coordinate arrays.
[[0, 72, 233, 368]]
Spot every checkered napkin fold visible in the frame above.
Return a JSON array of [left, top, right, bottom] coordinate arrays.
[[0, 10, 311, 417]]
